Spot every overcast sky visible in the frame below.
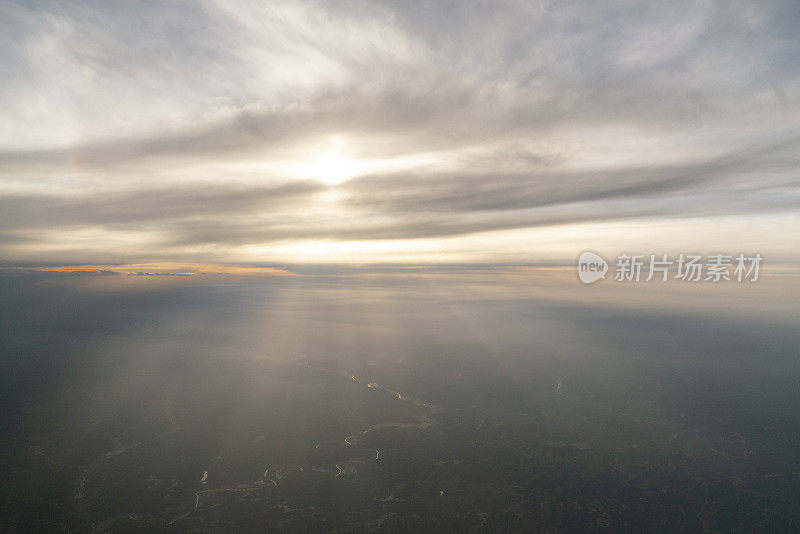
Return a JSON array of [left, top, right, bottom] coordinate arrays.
[[1, 0, 798, 266]]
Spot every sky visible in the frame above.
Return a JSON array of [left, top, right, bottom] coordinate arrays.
[[1, 0, 799, 268]]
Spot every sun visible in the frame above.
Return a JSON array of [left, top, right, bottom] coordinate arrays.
[[286, 137, 372, 185], [307, 149, 359, 185]]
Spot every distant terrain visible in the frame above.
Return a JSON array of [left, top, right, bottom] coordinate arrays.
[[1, 270, 799, 532]]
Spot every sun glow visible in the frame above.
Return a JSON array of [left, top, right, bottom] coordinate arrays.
[[306, 149, 360, 185]]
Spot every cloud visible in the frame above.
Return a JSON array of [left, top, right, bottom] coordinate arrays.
[[0, 181, 323, 230], [3, 136, 797, 250], [342, 136, 800, 215], [0, 0, 798, 264]]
